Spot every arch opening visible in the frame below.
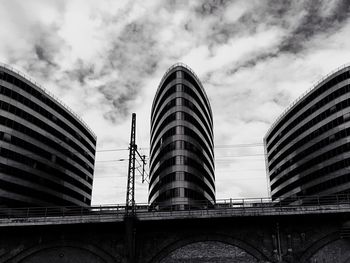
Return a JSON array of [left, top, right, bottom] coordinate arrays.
[[159, 241, 260, 263], [307, 239, 350, 263]]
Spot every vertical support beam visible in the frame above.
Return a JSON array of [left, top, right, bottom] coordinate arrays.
[[276, 222, 282, 262], [125, 216, 136, 263]]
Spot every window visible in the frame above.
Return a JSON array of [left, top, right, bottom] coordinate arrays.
[[344, 112, 350, 122], [3, 133, 11, 142]]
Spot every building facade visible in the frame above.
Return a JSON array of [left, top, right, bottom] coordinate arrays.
[[264, 65, 350, 202], [149, 63, 215, 209], [0, 64, 96, 207]]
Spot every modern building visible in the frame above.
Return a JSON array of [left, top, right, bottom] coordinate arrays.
[[0, 64, 96, 207], [149, 63, 215, 209], [264, 65, 350, 203]]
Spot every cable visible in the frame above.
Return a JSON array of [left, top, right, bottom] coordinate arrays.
[[96, 159, 129, 162], [95, 142, 265, 153], [97, 148, 128, 152]]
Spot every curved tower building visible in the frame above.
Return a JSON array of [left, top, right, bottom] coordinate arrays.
[[265, 65, 350, 202], [0, 64, 96, 207], [149, 63, 215, 209]]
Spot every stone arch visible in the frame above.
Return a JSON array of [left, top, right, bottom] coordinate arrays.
[[8, 240, 118, 263], [299, 232, 345, 263], [147, 233, 270, 263]]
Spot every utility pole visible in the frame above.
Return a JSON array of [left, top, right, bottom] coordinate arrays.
[[126, 113, 137, 216], [125, 113, 147, 215], [124, 113, 147, 263]]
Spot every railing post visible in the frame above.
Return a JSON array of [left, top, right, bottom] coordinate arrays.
[[26, 208, 29, 219], [44, 207, 48, 218]]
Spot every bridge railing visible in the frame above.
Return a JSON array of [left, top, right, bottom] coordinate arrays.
[[1, 194, 350, 220]]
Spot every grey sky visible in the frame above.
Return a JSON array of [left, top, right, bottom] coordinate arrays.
[[1, 0, 350, 204]]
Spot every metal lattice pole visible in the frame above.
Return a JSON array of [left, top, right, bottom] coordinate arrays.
[[126, 113, 136, 215]]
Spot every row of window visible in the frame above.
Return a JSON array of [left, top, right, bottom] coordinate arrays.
[[0, 70, 96, 144], [272, 156, 350, 198], [152, 82, 212, 128], [181, 97, 212, 135], [151, 110, 213, 150], [152, 95, 212, 137], [272, 141, 350, 191], [1, 132, 93, 182], [0, 116, 94, 172], [151, 125, 214, 161], [154, 71, 176, 106], [152, 84, 177, 121], [267, 83, 350, 152], [183, 71, 212, 119], [150, 154, 215, 188], [150, 139, 214, 175], [266, 70, 350, 143], [305, 173, 350, 196], [149, 171, 215, 201], [0, 147, 92, 194], [154, 187, 206, 203], [0, 163, 90, 205], [270, 126, 350, 178], [269, 113, 350, 173], [0, 179, 84, 206], [270, 115, 346, 182], [0, 99, 94, 164], [268, 96, 350, 163], [0, 84, 95, 153]]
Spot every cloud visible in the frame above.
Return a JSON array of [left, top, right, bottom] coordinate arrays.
[[1, 0, 350, 204]]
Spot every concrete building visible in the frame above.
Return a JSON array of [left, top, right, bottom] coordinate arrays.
[[264, 65, 350, 202], [0, 64, 96, 207], [149, 63, 215, 209]]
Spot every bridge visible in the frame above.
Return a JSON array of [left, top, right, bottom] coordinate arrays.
[[1, 196, 350, 263]]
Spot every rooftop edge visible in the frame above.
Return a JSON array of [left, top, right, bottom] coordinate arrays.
[[265, 63, 350, 140], [0, 62, 96, 139]]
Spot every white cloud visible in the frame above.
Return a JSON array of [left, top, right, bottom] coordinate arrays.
[[1, 0, 350, 205]]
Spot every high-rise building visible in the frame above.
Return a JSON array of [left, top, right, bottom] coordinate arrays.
[[0, 64, 96, 207], [149, 63, 215, 209], [264, 65, 350, 203]]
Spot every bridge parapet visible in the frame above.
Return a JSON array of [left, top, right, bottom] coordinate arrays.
[[1, 195, 350, 226]]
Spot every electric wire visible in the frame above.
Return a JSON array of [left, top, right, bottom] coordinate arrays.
[[95, 142, 265, 153]]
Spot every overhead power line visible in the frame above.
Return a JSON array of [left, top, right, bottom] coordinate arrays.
[[95, 142, 265, 153]]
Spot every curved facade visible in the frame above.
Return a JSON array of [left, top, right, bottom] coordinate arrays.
[[149, 63, 215, 209], [0, 64, 96, 207], [264, 65, 350, 202]]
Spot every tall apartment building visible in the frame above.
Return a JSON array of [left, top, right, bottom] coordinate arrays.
[[149, 63, 215, 209], [0, 64, 96, 207], [265, 65, 350, 203]]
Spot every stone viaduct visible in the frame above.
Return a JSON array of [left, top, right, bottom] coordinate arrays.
[[1, 204, 350, 262]]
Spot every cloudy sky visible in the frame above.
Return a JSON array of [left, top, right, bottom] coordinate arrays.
[[1, 0, 350, 205]]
